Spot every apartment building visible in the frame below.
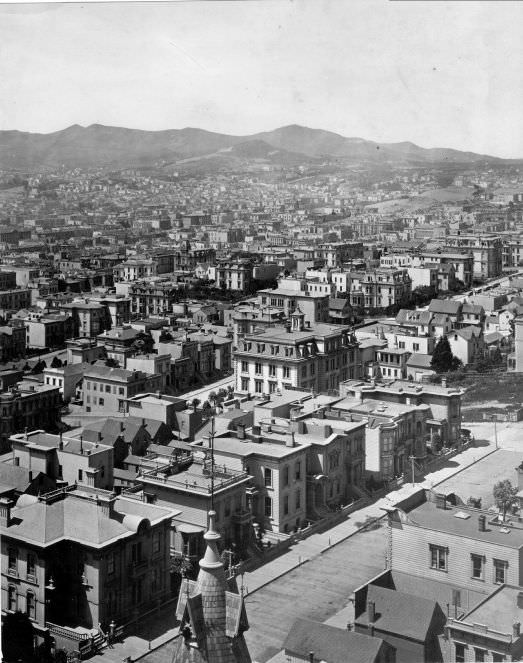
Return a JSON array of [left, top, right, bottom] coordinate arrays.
[[412, 252, 474, 288], [0, 326, 26, 362], [24, 314, 72, 349], [0, 381, 62, 453], [113, 258, 159, 282], [215, 259, 254, 292], [136, 456, 252, 562], [234, 310, 360, 396], [60, 299, 111, 338], [0, 486, 173, 651], [339, 379, 464, 447], [445, 234, 503, 280], [356, 268, 412, 310], [0, 288, 31, 313], [331, 397, 428, 480], [258, 279, 330, 324], [82, 365, 161, 414], [9, 429, 114, 491]]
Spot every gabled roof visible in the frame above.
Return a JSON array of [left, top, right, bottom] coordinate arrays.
[[462, 303, 484, 315], [428, 299, 462, 315], [448, 326, 482, 341], [329, 297, 351, 310], [356, 584, 438, 642], [284, 618, 384, 663], [82, 417, 148, 446], [406, 353, 434, 369]]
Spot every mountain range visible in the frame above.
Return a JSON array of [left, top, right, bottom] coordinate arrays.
[[0, 123, 513, 171]]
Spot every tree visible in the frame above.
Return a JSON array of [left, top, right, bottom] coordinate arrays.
[[50, 356, 63, 369], [431, 336, 461, 373], [191, 398, 201, 412], [208, 391, 217, 405], [105, 357, 120, 368], [31, 360, 47, 374], [493, 479, 518, 521], [159, 330, 173, 343]]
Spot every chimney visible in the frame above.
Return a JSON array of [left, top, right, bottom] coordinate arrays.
[[28, 470, 33, 482], [13, 457, 19, 466], [237, 423, 246, 440], [0, 497, 13, 527], [441, 378, 447, 388], [517, 592, 523, 610], [156, 390, 162, 399], [478, 515, 486, 532], [285, 431, 295, 448], [323, 425, 332, 438], [120, 421, 125, 432], [367, 600, 376, 624], [514, 622, 521, 639], [435, 494, 447, 510], [309, 653, 314, 663], [80, 435, 84, 455], [97, 432, 102, 442]]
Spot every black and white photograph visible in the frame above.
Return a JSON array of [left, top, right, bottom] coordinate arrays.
[[0, 0, 522, 661]]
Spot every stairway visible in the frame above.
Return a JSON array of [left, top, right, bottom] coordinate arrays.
[[91, 631, 107, 653]]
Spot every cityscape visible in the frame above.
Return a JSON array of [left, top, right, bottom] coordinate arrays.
[[1, 1, 523, 663]]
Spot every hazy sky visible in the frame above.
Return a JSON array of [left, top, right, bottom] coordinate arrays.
[[1, 0, 522, 157]]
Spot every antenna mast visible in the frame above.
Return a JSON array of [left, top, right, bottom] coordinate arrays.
[[210, 416, 215, 511]]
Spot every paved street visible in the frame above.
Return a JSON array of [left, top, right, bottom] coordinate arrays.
[[244, 524, 387, 662]]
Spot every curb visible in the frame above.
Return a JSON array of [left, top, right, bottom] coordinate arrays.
[[245, 556, 311, 597]]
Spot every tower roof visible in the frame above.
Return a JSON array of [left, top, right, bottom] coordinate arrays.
[[173, 511, 251, 663]]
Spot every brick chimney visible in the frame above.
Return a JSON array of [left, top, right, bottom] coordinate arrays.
[[0, 497, 14, 527], [367, 600, 376, 624], [514, 622, 521, 639]]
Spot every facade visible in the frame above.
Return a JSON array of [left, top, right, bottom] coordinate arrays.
[[215, 259, 254, 293], [60, 300, 111, 338], [234, 310, 360, 396], [0, 325, 26, 362], [82, 365, 161, 414], [0, 381, 62, 453], [9, 429, 114, 491], [445, 234, 503, 280], [0, 486, 173, 649], [357, 268, 412, 311]]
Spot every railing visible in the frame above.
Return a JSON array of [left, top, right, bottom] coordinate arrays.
[[46, 622, 90, 641]]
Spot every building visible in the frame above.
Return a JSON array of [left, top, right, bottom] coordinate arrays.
[[0, 325, 26, 362], [447, 327, 485, 366], [445, 234, 503, 280], [388, 489, 523, 601], [338, 379, 464, 447], [9, 429, 114, 491], [0, 486, 174, 652], [82, 365, 161, 414], [43, 362, 88, 402], [0, 380, 62, 452], [215, 259, 254, 293], [412, 252, 474, 288], [258, 281, 330, 325], [136, 455, 252, 561], [60, 299, 111, 338], [24, 314, 71, 349], [283, 617, 395, 663], [234, 310, 360, 396], [446, 585, 523, 663]]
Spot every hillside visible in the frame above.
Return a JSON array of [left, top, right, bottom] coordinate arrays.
[[0, 123, 511, 171]]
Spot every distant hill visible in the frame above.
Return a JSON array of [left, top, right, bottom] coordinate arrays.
[[0, 123, 513, 171]]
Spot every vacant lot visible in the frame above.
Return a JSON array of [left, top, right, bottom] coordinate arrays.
[[459, 371, 523, 407]]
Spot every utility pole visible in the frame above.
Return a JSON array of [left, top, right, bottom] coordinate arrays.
[[409, 455, 416, 485], [492, 415, 498, 449]]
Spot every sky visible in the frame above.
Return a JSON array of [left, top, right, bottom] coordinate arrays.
[[0, 0, 522, 158]]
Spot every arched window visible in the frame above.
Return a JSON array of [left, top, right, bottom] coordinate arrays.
[[8, 585, 17, 611], [26, 591, 36, 619]]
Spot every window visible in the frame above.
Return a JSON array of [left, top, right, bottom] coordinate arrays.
[[264, 496, 272, 517], [295, 490, 301, 510], [471, 554, 484, 580], [8, 548, 17, 574], [241, 361, 248, 373], [474, 648, 486, 662], [241, 378, 249, 391], [26, 591, 36, 620], [413, 343, 420, 352], [283, 495, 289, 515], [27, 554, 36, 579], [283, 466, 289, 486], [492, 654, 505, 663], [494, 559, 508, 584], [99, 397, 104, 406], [283, 367, 290, 378], [255, 380, 263, 393], [108, 552, 115, 575], [153, 531, 161, 553], [429, 545, 447, 571], [118, 387, 125, 395], [264, 468, 272, 487], [295, 462, 301, 481], [8, 586, 17, 611], [78, 469, 83, 482], [255, 363, 262, 375], [269, 365, 276, 377]]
